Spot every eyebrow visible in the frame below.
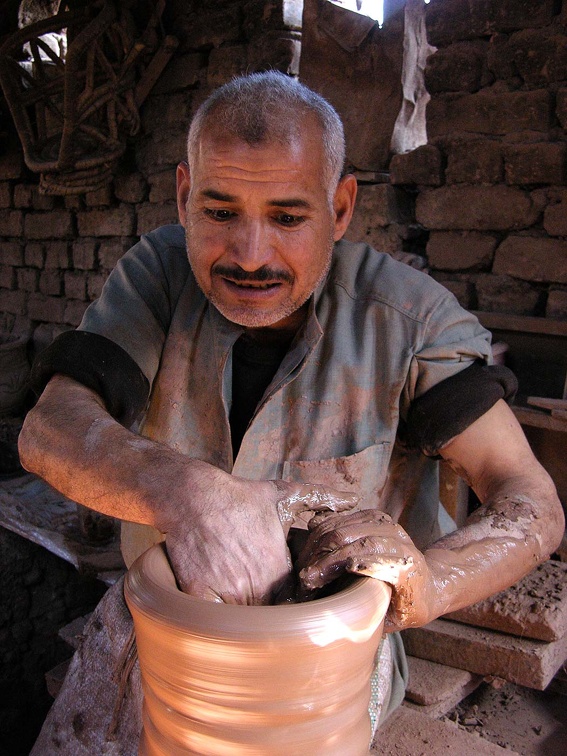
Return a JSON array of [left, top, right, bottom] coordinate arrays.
[[201, 189, 312, 210]]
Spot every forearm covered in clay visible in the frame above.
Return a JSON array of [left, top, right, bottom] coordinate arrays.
[[18, 374, 194, 532]]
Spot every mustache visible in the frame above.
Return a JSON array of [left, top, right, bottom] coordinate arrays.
[[212, 264, 293, 284]]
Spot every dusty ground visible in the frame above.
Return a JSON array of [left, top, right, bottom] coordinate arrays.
[[445, 681, 567, 755]]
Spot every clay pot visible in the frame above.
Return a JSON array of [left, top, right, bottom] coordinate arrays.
[[0, 333, 30, 417], [124, 544, 390, 756]]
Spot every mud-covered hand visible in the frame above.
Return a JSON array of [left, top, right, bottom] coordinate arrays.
[[163, 462, 358, 606], [297, 509, 437, 631]]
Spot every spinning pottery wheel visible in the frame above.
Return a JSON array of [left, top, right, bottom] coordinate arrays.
[[125, 544, 391, 755]]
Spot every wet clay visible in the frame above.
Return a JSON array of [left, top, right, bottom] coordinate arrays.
[[124, 544, 390, 756]]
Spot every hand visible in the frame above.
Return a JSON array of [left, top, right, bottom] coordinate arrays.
[[163, 461, 358, 605], [297, 509, 437, 630]]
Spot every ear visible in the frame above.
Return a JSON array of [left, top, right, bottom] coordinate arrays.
[[332, 174, 357, 241], [176, 161, 191, 228]]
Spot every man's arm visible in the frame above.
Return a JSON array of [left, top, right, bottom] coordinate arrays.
[[18, 375, 357, 605], [299, 399, 564, 630]]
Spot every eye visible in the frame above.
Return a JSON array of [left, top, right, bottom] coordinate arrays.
[[275, 213, 305, 227], [204, 208, 235, 222]]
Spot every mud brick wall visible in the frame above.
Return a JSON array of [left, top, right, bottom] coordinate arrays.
[[388, 0, 567, 319], [1, 0, 567, 352], [0, 0, 302, 350]]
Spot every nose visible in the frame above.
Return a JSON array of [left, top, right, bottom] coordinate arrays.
[[231, 219, 274, 272]]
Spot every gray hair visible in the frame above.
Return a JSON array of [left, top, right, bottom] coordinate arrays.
[[187, 71, 346, 195]]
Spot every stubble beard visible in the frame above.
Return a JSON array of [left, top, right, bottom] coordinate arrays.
[[185, 232, 335, 329]]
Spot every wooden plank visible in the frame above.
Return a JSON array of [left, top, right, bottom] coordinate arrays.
[[402, 618, 567, 690], [471, 311, 567, 337], [513, 406, 567, 432]]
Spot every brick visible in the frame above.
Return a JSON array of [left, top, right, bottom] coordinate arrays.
[[64, 299, 88, 326], [427, 231, 497, 271], [0, 265, 15, 289], [348, 185, 414, 239], [114, 173, 147, 204], [475, 273, 540, 315], [31, 188, 56, 211], [402, 617, 567, 690], [0, 150, 24, 180], [416, 186, 541, 231], [136, 202, 179, 236], [44, 241, 71, 270], [24, 242, 45, 268], [424, 41, 489, 94], [371, 705, 518, 756], [85, 185, 112, 207], [207, 45, 248, 87], [433, 277, 475, 309], [0, 210, 23, 237], [445, 139, 503, 184], [148, 169, 177, 203], [151, 53, 205, 95], [64, 194, 83, 211], [406, 656, 480, 707], [0, 289, 27, 315], [27, 294, 65, 323], [64, 271, 87, 300], [544, 198, 567, 236], [503, 143, 567, 186], [498, 29, 567, 87], [546, 288, 567, 319], [77, 206, 135, 237], [72, 240, 97, 270], [493, 235, 567, 284], [1, 241, 24, 266], [136, 129, 189, 174], [487, 32, 518, 80], [445, 561, 567, 643], [141, 93, 193, 137], [557, 88, 567, 130], [17, 268, 39, 293], [427, 90, 552, 139], [0, 182, 12, 209], [389, 145, 443, 186], [39, 270, 63, 297], [13, 184, 33, 209], [344, 226, 405, 255], [425, 0, 555, 47], [24, 211, 73, 239]]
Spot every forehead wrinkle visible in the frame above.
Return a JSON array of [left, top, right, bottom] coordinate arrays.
[[199, 188, 314, 210]]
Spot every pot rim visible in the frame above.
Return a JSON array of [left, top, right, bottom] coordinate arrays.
[[124, 543, 391, 641]]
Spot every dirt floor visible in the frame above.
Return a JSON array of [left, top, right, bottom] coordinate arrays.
[[444, 681, 567, 755]]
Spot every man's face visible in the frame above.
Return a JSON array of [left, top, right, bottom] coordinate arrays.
[[177, 120, 355, 331]]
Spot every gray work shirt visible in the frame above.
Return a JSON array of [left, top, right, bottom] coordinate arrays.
[[79, 224, 492, 564]]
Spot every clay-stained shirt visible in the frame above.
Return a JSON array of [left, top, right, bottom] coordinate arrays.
[[78, 224, 492, 563]]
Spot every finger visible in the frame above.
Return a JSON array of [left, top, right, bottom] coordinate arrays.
[[298, 514, 401, 567], [308, 508, 392, 534], [180, 578, 225, 603], [346, 554, 414, 586], [299, 536, 409, 589]]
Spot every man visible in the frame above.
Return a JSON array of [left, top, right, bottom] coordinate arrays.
[[19, 72, 563, 753]]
